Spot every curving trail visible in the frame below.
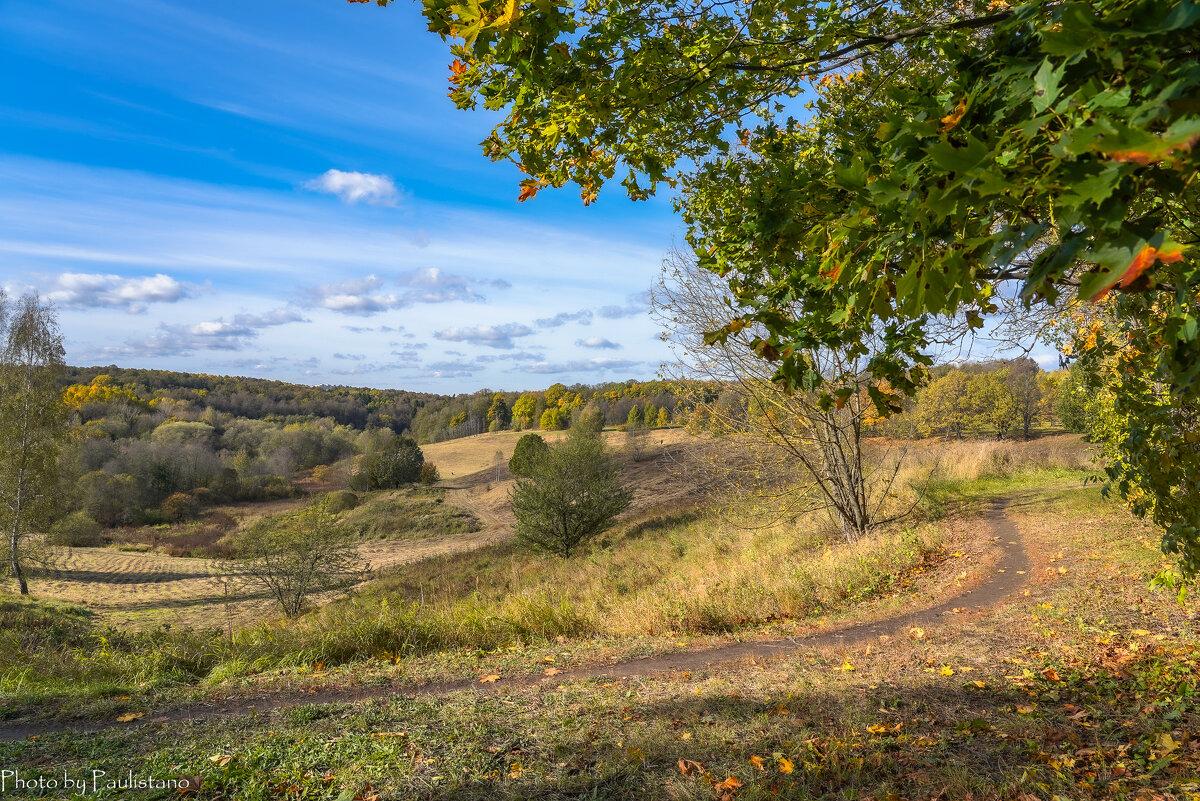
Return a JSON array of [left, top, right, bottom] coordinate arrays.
[[0, 495, 1030, 741]]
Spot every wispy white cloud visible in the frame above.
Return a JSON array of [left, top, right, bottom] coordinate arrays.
[[304, 269, 509, 316], [35, 272, 191, 313], [535, 309, 593, 328], [103, 305, 304, 357], [576, 336, 620, 350], [521, 357, 642, 374], [434, 323, 534, 350], [597, 290, 652, 320], [303, 169, 400, 206]]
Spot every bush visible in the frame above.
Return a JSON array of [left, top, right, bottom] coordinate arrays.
[[161, 492, 199, 523], [418, 462, 441, 485], [509, 433, 549, 477], [230, 504, 367, 617], [49, 511, 103, 547], [320, 490, 360, 513], [510, 431, 633, 556], [354, 436, 424, 490]]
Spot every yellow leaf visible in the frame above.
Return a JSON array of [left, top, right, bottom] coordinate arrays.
[[115, 712, 144, 723], [939, 97, 968, 132], [908, 627, 925, 640], [1016, 705, 1036, 714], [778, 756, 795, 773], [749, 755, 765, 770], [543, 667, 562, 676], [1131, 629, 1151, 636], [867, 724, 891, 734], [713, 776, 744, 791], [542, 656, 555, 663], [370, 731, 407, 738], [840, 660, 855, 672], [971, 680, 987, 689], [940, 666, 955, 676], [209, 754, 232, 767]]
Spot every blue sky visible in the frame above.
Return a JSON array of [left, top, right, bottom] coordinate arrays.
[[0, 0, 682, 392]]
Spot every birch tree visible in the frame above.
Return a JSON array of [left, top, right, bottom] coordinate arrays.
[[0, 293, 67, 595]]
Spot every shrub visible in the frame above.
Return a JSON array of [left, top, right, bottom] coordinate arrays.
[[161, 492, 199, 523], [418, 462, 441, 485], [230, 504, 367, 617], [321, 490, 360, 513], [510, 431, 632, 556], [354, 436, 424, 490], [509, 433, 549, 477], [48, 511, 103, 547]]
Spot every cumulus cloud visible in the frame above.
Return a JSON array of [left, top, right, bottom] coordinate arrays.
[[103, 305, 304, 357], [521, 358, 641, 374], [576, 336, 620, 350], [42, 272, 190, 313], [434, 323, 534, 350], [303, 169, 400, 206], [597, 290, 651, 320], [305, 270, 508, 316], [535, 309, 593, 329]]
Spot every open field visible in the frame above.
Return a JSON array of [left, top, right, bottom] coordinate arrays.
[[8, 428, 706, 630], [3, 467, 1198, 799]]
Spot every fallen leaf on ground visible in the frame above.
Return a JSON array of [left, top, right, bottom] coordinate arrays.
[[779, 757, 795, 773], [543, 667, 562, 676], [909, 627, 925, 640], [209, 754, 232, 767], [940, 666, 955, 676], [370, 732, 407, 738], [749, 755, 765, 770], [1041, 668, 1061, 682], [677, 758, 705, 776], [115, 712, 144, 723], [480, 674, 501, 683]]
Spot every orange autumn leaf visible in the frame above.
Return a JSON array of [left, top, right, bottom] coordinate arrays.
[[517, 184, 540, 202], [713, 776, 744, 792], [749, 755, 766, 771], [940, 97, 968, 132], [778, 756, 795, 773], [677, 758, 705, 776], [479, 674, 501, 683], [449, 58, 467, 78], [1041, 667, 1061, 682], [1120, 243, 1185, 288], [1089, 241, 1186, 301]]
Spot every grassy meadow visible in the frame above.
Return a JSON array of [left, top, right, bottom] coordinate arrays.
[[3, 431, 1197, 800]]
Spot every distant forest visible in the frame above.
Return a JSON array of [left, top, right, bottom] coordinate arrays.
[[53, 367, 697, 532]]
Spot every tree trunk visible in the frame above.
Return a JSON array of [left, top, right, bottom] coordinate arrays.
[[10, 520, 28, 595]]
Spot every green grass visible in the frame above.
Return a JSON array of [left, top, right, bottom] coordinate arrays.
[[336, 487, 482, 541]]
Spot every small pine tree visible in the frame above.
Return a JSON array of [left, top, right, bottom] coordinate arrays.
[[509, 433, 550, 476]]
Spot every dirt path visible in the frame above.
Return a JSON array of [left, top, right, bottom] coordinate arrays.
[[0, 495, 1030, 741]]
